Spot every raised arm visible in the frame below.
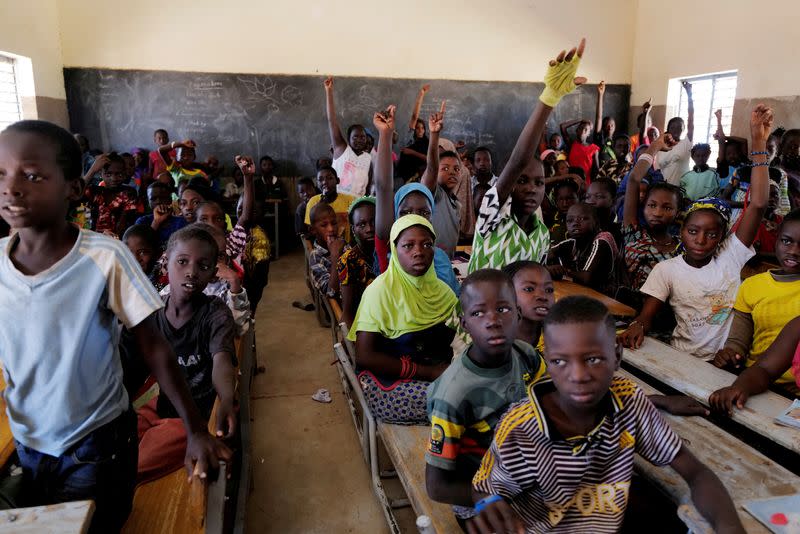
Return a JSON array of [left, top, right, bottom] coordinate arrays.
[[559, 119, 583, 146], [233, 155, 256, 228], [373, 106, 397, 240], [82, 153, 110, 184], [420, 101, 446, 193], [734, 105, 773, 247], [594, 81, 605, 134], [324, 77, 348, 159], [496, 39, 587, 204], [682, 81, 694, 142], [623, 134, 674, 226], [640, 98, 652, 143], [159, 139, 194, 167], [408, 84, 430, 131]]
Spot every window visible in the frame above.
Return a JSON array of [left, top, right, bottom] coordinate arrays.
[[0, 54, 23, 131], [667, 71, 738, 163]]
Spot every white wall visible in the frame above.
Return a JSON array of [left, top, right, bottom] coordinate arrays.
[[57, 0, 635, 84]]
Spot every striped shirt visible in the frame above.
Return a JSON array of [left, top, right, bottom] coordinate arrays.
[[473, 375, 681, 533], [468, 186, 550, 273]]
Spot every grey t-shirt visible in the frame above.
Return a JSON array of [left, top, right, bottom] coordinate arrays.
[[432, 185, 461, 258]]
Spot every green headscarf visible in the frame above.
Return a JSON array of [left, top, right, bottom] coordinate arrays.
[[348, 215, 457, 341]]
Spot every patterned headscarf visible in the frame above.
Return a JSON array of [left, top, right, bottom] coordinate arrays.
[[684, 197, 732, 226]]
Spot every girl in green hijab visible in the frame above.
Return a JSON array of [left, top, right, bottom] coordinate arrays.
[[348, 214, 458, 424]]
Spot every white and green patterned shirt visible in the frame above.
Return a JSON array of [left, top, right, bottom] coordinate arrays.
[[467, 186, 550, 273]]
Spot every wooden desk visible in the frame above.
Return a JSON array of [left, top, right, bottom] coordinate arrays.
[[623, 337, 800, 455], [0, 373, 15, 469], [553, 280, 636, 317], [329, 298, 343, 324], [0, 500, 95, 533], [379, 424, 462, 534], [264, 198, 282, 260], [619, 370, 800, 534], [455, 245, 472, 255]]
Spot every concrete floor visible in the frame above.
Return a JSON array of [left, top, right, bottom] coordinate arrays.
[[246, 250, 390, 534]]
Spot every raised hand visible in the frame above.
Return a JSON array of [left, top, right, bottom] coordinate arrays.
[[539, 38, 587, 107], [642, 97, 652, 112], [650, 132, 677, 152], [323, 76, 333, 90], [234, 155, 256, 177], [373, 105, 396, 133], [428, 100, 446, 134], [681, 80, 692, 95], [421, 84, 431, 93], [750, 104, 774, 142], [597, 80, 606, 95]]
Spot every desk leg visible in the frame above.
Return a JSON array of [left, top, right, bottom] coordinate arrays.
[[274, 207, 279, 260]]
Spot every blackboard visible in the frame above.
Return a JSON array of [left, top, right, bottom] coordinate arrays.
[[64, 68, 630, 177]]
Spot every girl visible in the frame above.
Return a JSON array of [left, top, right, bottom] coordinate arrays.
[[548, 203, 618, 295], [584, 176, 621, 244], [372, 105, 459, 294], [501, 261, 554, 351], [396, 118, 428, 181], [82, 152, 138, 236], [560, 118, 599, 183], [337, 197, 377, 328], [158, 139, 208, 187], [123, 224, 159, 280], [348, 215, 457, 424], [237, 194, 270, 312], [620, 135, 683, 293], [710, 316, 800, 413], [547, 179, 579, 243], [324, 77, 371, 197], [618, 105, 774, 360], [713, 209, 800, 390]]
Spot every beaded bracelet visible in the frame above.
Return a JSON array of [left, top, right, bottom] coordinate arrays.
[[750, 151, 769, 156], [750, 162, 770, 167], [475, 495, 504, 513]]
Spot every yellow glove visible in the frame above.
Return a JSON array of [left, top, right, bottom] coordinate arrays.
[[539, 41, 586, 107]]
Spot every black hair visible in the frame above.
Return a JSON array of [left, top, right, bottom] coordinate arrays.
[[260, 155, 274, 165], [183, 178, 221, 203], [309, 201, 336, 226], [568, 166, 586, 181], [732, 165, 784, 185], [317, 165, 338, 178], [667, 117, 684, 131], [459, 268, 515, 309], [691, 143, 711, 155], [147, 181, 173, 195], [348, 198, 375, 225], [123, 224, 159, 252], [544, 295, 615, 335], [612, 133, 630, 143], [166, 223, 219, 258], [102, 152, 126, 170], [501, 260, 548, 282], [439, 150, 459, 160], [195, 200, 224, 215], [552, 179, 579, 197], [297, 176, 315, 189], [781, 129, 800, 150], [778, 208, 800, 233], [569, 202, 599, 226], [590, 177, 617, 198], [549, 132, 562, 140], [346, 124, 365, 139], [644, 182, 683, 207], [4, 120, 82, 182], [473, 146, 493, 159], [154, 128, 168, 137], [601, 116, 615, 128], [315, 157, 333, 171]]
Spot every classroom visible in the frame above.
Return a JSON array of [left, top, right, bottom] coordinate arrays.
[[0, 0, 799, 532]]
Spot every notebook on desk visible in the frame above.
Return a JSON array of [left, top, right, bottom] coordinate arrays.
[[743, 494, 800, 533]]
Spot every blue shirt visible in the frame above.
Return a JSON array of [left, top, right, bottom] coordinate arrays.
[[0, 229, 163, 456], [135, 214, 187, 248]]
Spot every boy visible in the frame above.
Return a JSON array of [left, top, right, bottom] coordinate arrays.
[[548, 180, 579, 243], [135, 181, 188, 249], [159, 138, 209, 187], [658, 81, 695, 186], [0, 120, 229, 532], [426, 269, 545, 524], [471, 147, 498, 190], [680, 143, 720, 201], [308, 202, 346, 298], [304, 166, 356, 242], [597, 134, 633, 183], [295, 176, 317, 238], [469, 296, 744, 534], [468, 40, 588, 273], [138, 225, 237, 483], [421, 101, 461, 258]]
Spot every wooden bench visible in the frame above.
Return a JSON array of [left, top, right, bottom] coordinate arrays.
[[623, 337, 800, 455], [620, 369, 800, 533], [123, 333, 253, 534], [553, 280, 635, 317], [0, 500, 95, 533], [379, 424, 463, 534]]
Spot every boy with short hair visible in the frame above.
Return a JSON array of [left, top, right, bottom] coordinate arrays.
[[295, 176, 317, 238], [135, 181, 188, 249], [0, 120, 229, 533], [421, 101, 461, 258], [471, 147, 498, 190], [469, 296, 744, 534], [308, 202, 346, 298], [658, 81, 695, 186], [304, 166, 356, 242], [426, 269, 545, 524]]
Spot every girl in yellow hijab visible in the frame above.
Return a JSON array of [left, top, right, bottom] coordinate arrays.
[[348, 214, 457, 424]]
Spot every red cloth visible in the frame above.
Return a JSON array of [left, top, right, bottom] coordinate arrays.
[[792, 341, 800, 390], [149, 149, 176, 179], [754, 215, 783, 254], [567, 141, 599, 184], [136, 397, 187, 484], [376, 236, 390, 273]]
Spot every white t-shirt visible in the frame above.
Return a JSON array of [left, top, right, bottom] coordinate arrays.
[[640, 234, 755, 359], [470, 174, 498, 191], [332, 145, 371, 197], [656, 137, 692, 186]]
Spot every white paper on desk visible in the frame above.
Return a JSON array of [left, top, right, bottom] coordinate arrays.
[[775, 399, 800, 430], [743, 494, 800, 533]]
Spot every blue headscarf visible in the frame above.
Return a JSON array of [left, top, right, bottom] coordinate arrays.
[[393, 183, 459, 295]]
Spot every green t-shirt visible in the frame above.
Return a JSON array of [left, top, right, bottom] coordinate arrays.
[[680, 168, 720, 201], [425, 341, 545, 476]]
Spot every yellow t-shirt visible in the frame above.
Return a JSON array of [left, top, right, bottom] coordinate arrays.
[[304, 192, 356, 242], [734, 271, 800, 384]]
